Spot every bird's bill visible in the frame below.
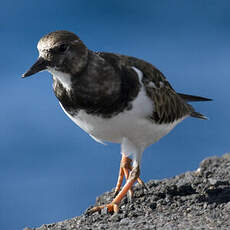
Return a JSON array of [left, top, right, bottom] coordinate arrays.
[[22, 57, 48, 78]]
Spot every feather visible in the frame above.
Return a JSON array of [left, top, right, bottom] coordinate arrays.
[[178, 93, 212, 102]]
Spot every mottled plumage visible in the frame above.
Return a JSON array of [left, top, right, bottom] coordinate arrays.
[[96, 52, 198, 124], [23, 30, 211, 214]]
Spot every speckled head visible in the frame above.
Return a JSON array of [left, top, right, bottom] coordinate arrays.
[[23, 30, 89, 78], [38, 30, 81, 50]]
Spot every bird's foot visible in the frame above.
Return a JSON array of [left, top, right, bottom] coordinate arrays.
[[90, 166, 140, 214], [114, 155, 147, 198], [88, 202, 119, 214]]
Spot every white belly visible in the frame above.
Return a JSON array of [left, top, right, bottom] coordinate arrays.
[[56, 66, 186, 156], [61, 106, 183, 149]]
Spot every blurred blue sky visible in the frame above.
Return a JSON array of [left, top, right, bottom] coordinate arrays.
[[1, 0, 229, 229]]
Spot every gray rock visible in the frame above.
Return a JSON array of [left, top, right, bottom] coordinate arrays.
[[24, 154, 230, 230]]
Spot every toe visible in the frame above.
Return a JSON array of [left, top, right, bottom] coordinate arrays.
[[88, 206, 103, 214], [106, 203, 119, 213], [88, 203, 119, 214]]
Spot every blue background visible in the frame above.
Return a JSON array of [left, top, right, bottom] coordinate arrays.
[[1, 1, 229, 229]]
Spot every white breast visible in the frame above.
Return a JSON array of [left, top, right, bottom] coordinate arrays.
[[58, 67, 186, 156], [48, 68, 72, 91]]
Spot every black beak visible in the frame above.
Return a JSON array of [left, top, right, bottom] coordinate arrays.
[[22, 57, 48, 78]]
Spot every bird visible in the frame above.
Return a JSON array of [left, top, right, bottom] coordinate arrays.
[[23, 30, 211, 213]]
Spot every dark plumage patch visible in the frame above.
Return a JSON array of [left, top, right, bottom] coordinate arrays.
[[53, 51, 140, 118]]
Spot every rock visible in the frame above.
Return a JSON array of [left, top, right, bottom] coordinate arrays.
[[24, 154, 230, 230]]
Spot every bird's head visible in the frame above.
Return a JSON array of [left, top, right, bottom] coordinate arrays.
[[23, 30, 88, 78]]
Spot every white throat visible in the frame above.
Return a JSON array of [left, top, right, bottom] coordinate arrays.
[[48, 68, 72, 91]]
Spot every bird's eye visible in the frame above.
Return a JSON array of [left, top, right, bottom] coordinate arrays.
[[58, 44, 68, 52]]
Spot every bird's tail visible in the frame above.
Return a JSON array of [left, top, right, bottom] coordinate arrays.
[[191, 111, 208, 120], [178, 93, 212, 102], [178, 93, 212, 120]]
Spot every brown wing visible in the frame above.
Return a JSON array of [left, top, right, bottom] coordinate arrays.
[[97, 52, 194, 124], [144, 83, 193, 124]]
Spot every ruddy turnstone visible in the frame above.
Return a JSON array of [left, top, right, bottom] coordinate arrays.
[[23, 30, 211, 213]]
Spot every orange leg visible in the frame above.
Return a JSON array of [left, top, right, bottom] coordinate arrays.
[[89, 155, 148, 214], [123, 167, 134, 200], [114, 166, 124, 197], [89, 165, 140, 214], [114, 155, 146, 197], [114, 155, 132, 197]]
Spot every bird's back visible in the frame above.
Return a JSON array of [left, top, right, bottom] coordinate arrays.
[[97, 52, 200, 124]]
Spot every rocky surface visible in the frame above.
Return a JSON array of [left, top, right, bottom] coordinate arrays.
[[25, 154, 230, 230]]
